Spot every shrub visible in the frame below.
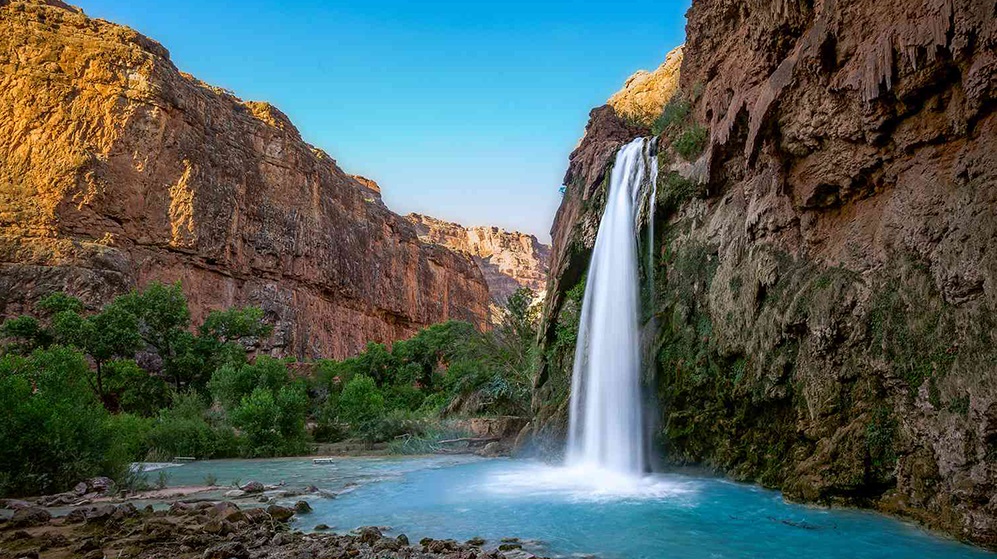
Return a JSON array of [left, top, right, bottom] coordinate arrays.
[[652, 95, 692, 136], [230, 385, 309, 458], [673, 124, 708, 161], [0, 347, 124, 496], [357, 409, 428, 443], [337, 374, 385, 426]]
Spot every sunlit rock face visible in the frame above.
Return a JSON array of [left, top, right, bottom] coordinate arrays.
[[0, 0, 491, 359], [406, 213, 551, 305], [532, 0, 997, 548], [607, 46, 684, 127]]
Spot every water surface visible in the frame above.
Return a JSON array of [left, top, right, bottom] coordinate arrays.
[[159, 456, 992, 559]]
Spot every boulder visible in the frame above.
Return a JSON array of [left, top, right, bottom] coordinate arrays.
[[266, 505, 294, 522], [239, 481, 264, 494], [356, 526, 383, 544], [293, 500, 312, 514], [9, 507, 51, 528], [210, 502, 244, 523]]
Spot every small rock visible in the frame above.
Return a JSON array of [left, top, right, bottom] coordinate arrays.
[[210, 501, 244, 523], [239, 481, 264, 494], [499, 543, 523, 551], [477, 441, 504, 457], [202, 542, 248, 559], [293, 500, 312, 514], [270, 531, 293, 546], [466, 536, 486, 546], [266, 504, 294, 522], [223, 489, 246, 498], [396, 533, 410, 546], [356, 526, 383, 544], [3, 499, 33, 510], [314, 524, 331, 531], [10, 507, 51, 528], [15, 550, 39, 559]]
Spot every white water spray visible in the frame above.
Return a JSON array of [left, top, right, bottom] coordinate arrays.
[[567, 137, 658, 476]]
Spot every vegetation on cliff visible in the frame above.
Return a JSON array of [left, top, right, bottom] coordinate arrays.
[[0, 284, 539, 497]]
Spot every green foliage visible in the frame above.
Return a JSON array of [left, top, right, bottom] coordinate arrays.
[[36, 292, 83, 315], [0, 315, 49, 354], [652, 95, 692, 136], [200, 306, 273, 343], [337, 374, 385, 426], [658, 172, 700, 215], [209, 356, 289, 410], [0, 347, 127, 496], [673, 124, 708, 161], [865, 407, 898, 470], [103, 359, 170, 416], [146, 391, 237, 460], [230, 385, 309, 457]]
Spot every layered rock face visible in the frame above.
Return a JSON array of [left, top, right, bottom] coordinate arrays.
[[0, 0, 491, 359], [534, 0, 997, 548], [406, 213, 551, 304]]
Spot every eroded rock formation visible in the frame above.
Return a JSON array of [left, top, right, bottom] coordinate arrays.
[[607, 46, 684, 126], [406, 213, 550, 304], [0, 0, 491, 359], [533, 0, 997, 548]]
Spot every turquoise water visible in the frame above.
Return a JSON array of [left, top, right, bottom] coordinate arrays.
[[159, 456, 992, 559]]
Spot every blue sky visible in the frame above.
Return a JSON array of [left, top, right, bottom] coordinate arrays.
[[76, 1, 690, 242]]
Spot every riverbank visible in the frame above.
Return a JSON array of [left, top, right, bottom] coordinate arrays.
[[0, 499, 541, 559]]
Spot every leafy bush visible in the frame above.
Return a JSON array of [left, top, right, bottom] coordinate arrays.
[[337, 374, 385, 426], [673, 124, 708, 161], [652, 95, 692, 136], [230, 385, 309, 457], [0, 347, 125, 496]]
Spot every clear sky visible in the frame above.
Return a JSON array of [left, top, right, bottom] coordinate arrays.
[[75, 1, 690, 242]]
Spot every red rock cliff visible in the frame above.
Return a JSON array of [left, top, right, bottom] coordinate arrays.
[[0, 0, 491, 358], [534, 0, 997, 547], [405, 213, 551, 304]]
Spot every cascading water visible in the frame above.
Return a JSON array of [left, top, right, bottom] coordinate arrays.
[[567, 137, 658, 476]]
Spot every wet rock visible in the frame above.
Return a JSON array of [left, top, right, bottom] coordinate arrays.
[[202, 541, 249, 559], [499, 542, 523, 551], [224, 489, 247, 498], [14, 550, 39, 559], [356, 526, 383, 544], [466, 537, 486, 546], [210, 501, 244, 523], [266, 504, 294, 522], [1, 499, 33, 510], [396, 533, 410, 546], [240, 481, 264, 494], [293, 500, 312, 514], [314, 524, 331, 531], [9, 507, 51, 528], [477, 441, 504, 457]]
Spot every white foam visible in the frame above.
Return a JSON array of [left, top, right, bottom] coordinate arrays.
[[480, 462, 698, 503]]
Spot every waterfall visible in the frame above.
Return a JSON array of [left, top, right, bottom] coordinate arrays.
[[567, 137, 658, 476]]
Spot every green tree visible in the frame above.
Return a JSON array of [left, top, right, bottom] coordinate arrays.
[[103, 359, 170, 416], [337, 374, 385, 426], [0, 346, 126, 496], [208, 356, 289, 410], [0, 315, 49, 354], [36, 292, 84, 315], [50, 303, 142, 405], [230, 385, 308, 457], [115, 282, 191, 388]]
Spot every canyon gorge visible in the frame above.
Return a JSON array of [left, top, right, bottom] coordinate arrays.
[[530, 0, 997, 548], [0, 0, 545, 359]]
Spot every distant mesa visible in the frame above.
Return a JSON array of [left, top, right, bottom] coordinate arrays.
[[405, 213, 551, 305]]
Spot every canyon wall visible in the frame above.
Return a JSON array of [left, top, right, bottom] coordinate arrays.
[[532, 0, 997, 548], [0, 0, 491, 359], [406, 213, 551, 304]]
